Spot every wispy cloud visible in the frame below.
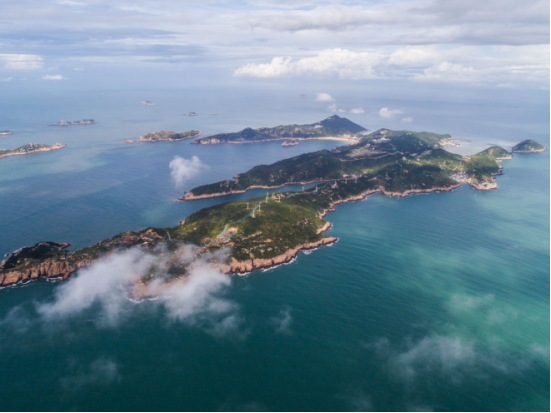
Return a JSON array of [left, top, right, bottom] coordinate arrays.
[[0, 54, 43, 70], [43, 74, 64, 80], [400, 117, 413, 123], [270, 306, 292, 334]]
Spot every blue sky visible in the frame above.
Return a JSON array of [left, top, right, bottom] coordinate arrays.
[[0, 0, 549, 89]]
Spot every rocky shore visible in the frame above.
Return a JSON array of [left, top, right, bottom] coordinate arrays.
[[0, 143, 66, 160], [0, 131, 13, 136]]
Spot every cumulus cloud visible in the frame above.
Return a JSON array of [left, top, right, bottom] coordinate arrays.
[[400, 117, 413, 123], [327, 103, 337, 112], [349, 107, 364, 114], [36, 245, 239, 334], [315, 92, 334, 102], [0, 54, 43, 70], [379, 107, 402, 119], [169, 155, 206, 187], [43, 74, 64, 80]]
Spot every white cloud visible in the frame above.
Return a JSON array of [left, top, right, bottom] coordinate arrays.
[[1, 77, 12, 82], [379, 107, 402, 119], [0, 54, 43, 70], [315, 92, 334, 102], [235, 49, 380, 80], [350, 107, 365, 114], [35, 245, 240, 335], [169, 155, 206, 187], [43, 74, 64, 80], [327, 103, 337, 112], [400, 117, 413, 123], [338, 108, 346, 113]]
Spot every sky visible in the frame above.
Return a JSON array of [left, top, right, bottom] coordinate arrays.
[[0, 0, 549, 90]]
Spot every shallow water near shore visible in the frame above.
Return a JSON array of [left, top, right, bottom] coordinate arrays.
[[0, 85, 549, 411]]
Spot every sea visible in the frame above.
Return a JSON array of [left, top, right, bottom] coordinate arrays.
[[0, 82, 549, 411]]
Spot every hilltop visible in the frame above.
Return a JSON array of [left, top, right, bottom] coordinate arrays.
[[0, 143, 66, 160], [476, 145, 512, 160], [191, 115, 366, 145], [512, 139, 546, 153], [183, 129, 509, 199], [124, 130, 201, 144]]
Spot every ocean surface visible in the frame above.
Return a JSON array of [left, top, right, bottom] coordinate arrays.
[[0, 84, 549, 411]]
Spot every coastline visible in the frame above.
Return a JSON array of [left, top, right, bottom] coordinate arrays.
[[191, 135, 359, 145], [124, 132, 202, 144], [0, 144, 66, 160]]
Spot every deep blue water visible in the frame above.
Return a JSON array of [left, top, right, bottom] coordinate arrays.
[[0, 85, 549, 411]]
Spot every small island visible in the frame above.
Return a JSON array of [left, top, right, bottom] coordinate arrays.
[[0, 143, 66, 160], [0, 131, 13, 136], [192, 115, 366, 145], [48, 119, 96, 126], [282, 140, 298, 147], [141, 100, 157, 106], [512, 139, 546, 153], [299, 94, 306, 98], [124, 130, 202, 144], [184, 112, 197, 116]]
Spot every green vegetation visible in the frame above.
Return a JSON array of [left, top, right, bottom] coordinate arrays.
[[191, 115, 366, 144], [512, 139, 546, 153], [475, 146, 512, 159], [185, 129, 506, 198]]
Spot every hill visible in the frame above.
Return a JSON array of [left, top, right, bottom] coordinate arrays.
[[512, 140, 546, 153], [124, 130, 201, 143], [191, 115, 366, 145]]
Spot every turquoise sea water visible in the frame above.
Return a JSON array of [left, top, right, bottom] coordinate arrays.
[[0, 85, 549, 411]]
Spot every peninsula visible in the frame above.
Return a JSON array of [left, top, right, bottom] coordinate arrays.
[[48, 119, 96, 126], [191, 115, 366, 145], [0, 131, 13, 136], [124, 130, 201, 143], [142, 100, 156, 106], [183, 129, 511, 200], [0, 143, 65, 160], [512, 139, 546, 153]]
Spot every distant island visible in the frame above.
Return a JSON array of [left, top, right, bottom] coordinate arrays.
[[124, 130, 201, 143], [48, 119, 96, 126], [512, 139, 546, 153], [191, 115, 366, 145], [0, 143, 66, 160], [0, 131, 13, 136], [208, 113, 218, 116], [282, 140, 298, 147], [299, 94, 306, 98], [141, 100, 156, 106], [184, 112, 197, 116]]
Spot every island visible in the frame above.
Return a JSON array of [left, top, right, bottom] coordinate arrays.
[[512, 139, 546, 153], [124, 130, 202, 144], [191, 115, 366, 145], [0, 131, 13, 136], [184, 112, 197, 116], [142, 100, 157, 106], [183, 129, 511, 199], [282, 140, 298, 147], [299, 94, 306, 98], [48, 119, 97, 126], [0, 143, 66, 160], [0, 134, 534, 297]]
